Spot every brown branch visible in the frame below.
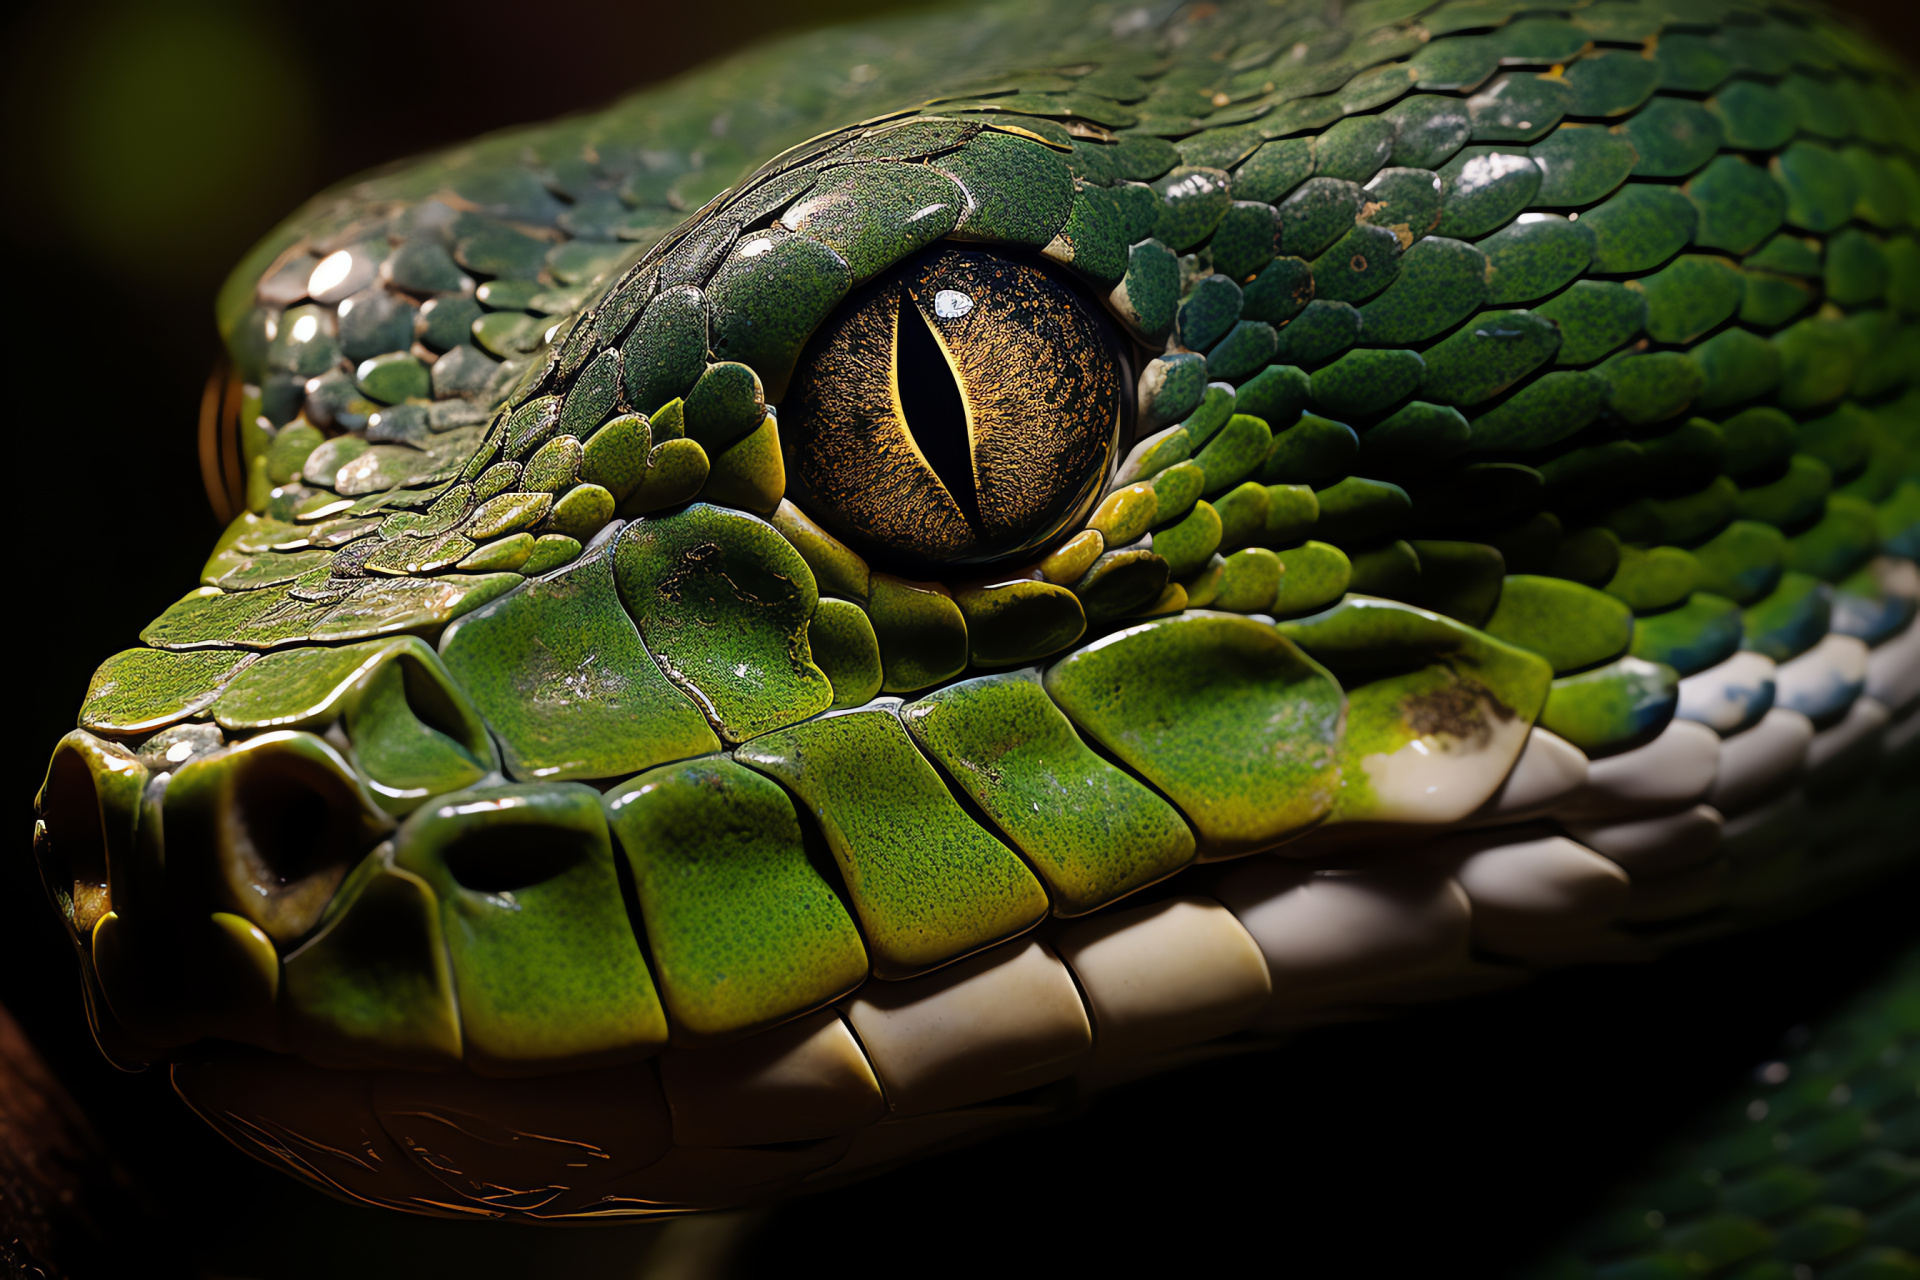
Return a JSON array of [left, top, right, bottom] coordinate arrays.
[[0, 1002, 150, 1280]]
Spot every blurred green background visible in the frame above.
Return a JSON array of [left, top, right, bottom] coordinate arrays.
[[1, 2, 1917, 1276]]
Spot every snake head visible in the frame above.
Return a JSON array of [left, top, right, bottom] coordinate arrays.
[[31, 0, 1920, 1222]]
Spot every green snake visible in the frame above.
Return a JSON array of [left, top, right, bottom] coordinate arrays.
[[27, 0, 1920, 1253]]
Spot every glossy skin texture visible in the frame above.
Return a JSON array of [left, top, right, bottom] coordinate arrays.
[[28, 0, 1920, 1225]]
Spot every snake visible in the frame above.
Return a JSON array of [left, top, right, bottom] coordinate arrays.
[[24, 0, 1920, 1257]]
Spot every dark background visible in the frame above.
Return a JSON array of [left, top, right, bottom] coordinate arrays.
[[3, 2, 1917, 1275]]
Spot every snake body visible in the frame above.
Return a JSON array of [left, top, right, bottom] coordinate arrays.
[[28, 0, 1920, 1229], [1530, 946, 1920, 1279]]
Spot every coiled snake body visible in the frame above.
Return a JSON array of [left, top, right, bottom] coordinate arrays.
[[27, 0, 1920, 1254]]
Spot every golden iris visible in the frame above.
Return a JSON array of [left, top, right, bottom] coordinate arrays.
[[784, 246, 1131, 572]]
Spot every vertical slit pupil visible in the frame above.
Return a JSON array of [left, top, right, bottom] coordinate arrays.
[[895, 291, 980, 529]]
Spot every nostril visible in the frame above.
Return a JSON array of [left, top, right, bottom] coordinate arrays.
[[166, 731, 394, 945], [36, 732, 145, 940], [43, 770, 111, 933], [232, 774, 334, 888]]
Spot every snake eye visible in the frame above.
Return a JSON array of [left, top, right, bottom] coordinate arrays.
[[785, 246, 1131, 574]]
